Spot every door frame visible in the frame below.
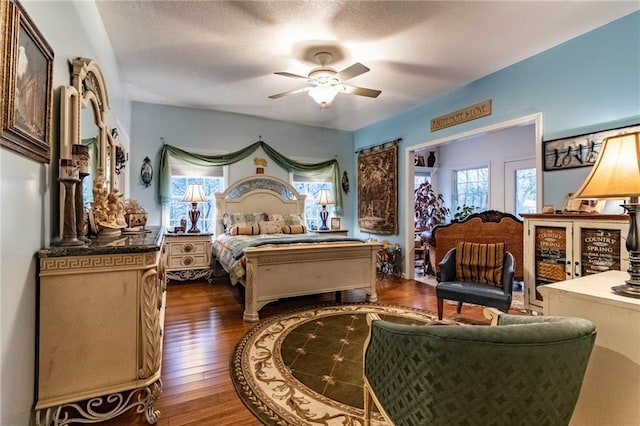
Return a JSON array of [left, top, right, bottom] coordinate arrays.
[[405, 113, 543, 277]]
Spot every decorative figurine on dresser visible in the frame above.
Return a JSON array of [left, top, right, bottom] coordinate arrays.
[[36, 57, 166, 425]]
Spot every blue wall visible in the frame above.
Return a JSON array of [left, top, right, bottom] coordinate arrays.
[[354, 12, 640, 245], [129, 102, 355, 229]]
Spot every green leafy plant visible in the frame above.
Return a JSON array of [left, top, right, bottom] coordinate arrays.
[[452, 204, 477, 222], [414, 182, 450, 231]]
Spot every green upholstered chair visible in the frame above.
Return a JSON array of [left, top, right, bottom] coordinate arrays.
[[363, 309, 596, 426], [436, 242, 515, 320]]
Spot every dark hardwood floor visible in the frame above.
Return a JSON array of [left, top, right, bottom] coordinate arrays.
[[98, 275, 524, 426]]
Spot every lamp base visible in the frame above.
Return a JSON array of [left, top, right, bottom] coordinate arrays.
[[188, 203, 201, 233], [319, 206, 329, 231], [616, 203, 640, 298], [611, 283, 640, 299]]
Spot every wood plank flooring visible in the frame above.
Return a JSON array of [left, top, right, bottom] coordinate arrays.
[[98, 276, 523, 426]]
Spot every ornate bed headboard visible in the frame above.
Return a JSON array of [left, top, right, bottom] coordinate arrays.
[[214, 176, 306, 235]]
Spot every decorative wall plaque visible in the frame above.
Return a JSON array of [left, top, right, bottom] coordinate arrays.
[[430, 100, 492, 132]]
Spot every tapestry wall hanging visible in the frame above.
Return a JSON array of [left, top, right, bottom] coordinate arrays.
[[357, 141, 398, 234]]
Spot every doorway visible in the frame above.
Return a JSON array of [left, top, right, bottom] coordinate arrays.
[[406, 113, 543, 278]]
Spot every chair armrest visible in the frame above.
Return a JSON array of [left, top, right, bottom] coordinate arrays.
[[501, 251, 515, 294], [439, 248, 456, 282]]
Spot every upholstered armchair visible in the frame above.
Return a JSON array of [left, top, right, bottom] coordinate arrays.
[[436, 241, 514, 319], [363, 309, 597, 426]]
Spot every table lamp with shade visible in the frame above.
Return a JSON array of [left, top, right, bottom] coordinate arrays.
[[571, 131, 640, 298], [316, 189, 335, 231], [182, 184, 207, 233]]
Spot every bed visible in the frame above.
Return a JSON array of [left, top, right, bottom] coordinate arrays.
[[213, 176, 381, 321]]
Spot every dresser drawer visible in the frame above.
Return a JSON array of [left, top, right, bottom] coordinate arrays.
[[168, 254, 210, 269], [168, 241, 208, 256]]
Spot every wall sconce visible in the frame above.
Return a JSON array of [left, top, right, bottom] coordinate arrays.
[[141, 157, 153, 187]]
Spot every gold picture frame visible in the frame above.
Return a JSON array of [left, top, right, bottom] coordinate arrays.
[[0, 0, 54, 163], [330, 217, 341, 230]]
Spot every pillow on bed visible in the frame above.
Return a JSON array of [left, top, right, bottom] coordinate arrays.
[[282, 224, 307, 234], [229, 224, 260, 236], [224, 212, 266, 233], [258, 221, 281, 234], [268, 213, 304, 227]]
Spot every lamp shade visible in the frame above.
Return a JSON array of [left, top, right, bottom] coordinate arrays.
[[309, 85, 339, 106], [181, 184, 207, 203], [316, 189, 335, 205], [572, 132, 640, 199]]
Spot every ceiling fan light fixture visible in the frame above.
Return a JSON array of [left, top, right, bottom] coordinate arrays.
[[309, 84, 339, 107]]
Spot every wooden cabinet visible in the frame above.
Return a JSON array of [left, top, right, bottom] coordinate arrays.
[[539, 271, 640, 425], [164, 232, 213, 282], [522, 214, 629, 311], [35, 228, 165, 425]]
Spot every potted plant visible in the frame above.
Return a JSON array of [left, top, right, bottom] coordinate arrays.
[[414, 181, 450, 232], [452, 204, 478, 222]]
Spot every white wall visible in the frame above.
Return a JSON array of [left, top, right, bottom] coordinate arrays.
[[0, 1, 129, 424]]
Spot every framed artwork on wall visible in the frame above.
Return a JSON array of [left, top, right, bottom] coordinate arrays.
[[357, 141, 398, 235], [543, 123, 640, 171], [0, 0, 54, 163]]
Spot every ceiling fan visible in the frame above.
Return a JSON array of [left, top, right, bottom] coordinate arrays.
[[268, 52, 381, 108]]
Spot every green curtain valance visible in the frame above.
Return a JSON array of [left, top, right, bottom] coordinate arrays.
[[158, 141, 343, 213]]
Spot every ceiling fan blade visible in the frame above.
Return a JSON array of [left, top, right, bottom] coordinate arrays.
[[336, 63, 369, 82], [343, 85, 381, 98], [268, 86, 310, 99], [274, 71, 309, 81]]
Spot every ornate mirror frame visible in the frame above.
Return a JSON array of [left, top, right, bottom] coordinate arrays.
[[59, 57, 112, 238]]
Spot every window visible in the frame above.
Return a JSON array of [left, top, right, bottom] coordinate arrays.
[[414, 173, 430, 190], [292, 170, 334, 231], [165, 159, 224, 233], [453, 166, 489, 211], [515, 167, 537, 217]]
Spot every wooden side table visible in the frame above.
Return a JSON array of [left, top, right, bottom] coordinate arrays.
[[164, 232, 214, 282]]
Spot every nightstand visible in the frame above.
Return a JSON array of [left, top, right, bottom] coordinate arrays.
[[163, 232, 213, 282], [313, 229, 349, 236]]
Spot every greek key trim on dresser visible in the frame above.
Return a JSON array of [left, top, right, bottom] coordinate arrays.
[[40, 252, 159, 274]]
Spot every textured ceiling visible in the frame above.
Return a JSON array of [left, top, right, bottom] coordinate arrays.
[[95, 1, 639, 131]]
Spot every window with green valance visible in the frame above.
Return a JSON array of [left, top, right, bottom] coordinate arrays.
[[158, 141, 343, 214]]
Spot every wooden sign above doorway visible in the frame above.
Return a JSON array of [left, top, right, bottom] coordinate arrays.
[[430, 100, 492, 132]]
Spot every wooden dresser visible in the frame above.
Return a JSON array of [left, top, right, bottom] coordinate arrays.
[[35, 228, 165, 425]]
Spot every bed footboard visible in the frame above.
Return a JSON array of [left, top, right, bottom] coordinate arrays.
[[242, 241, 381, 322]]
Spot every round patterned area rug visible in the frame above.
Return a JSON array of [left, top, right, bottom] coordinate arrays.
[[231, 303, 462, 425]]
